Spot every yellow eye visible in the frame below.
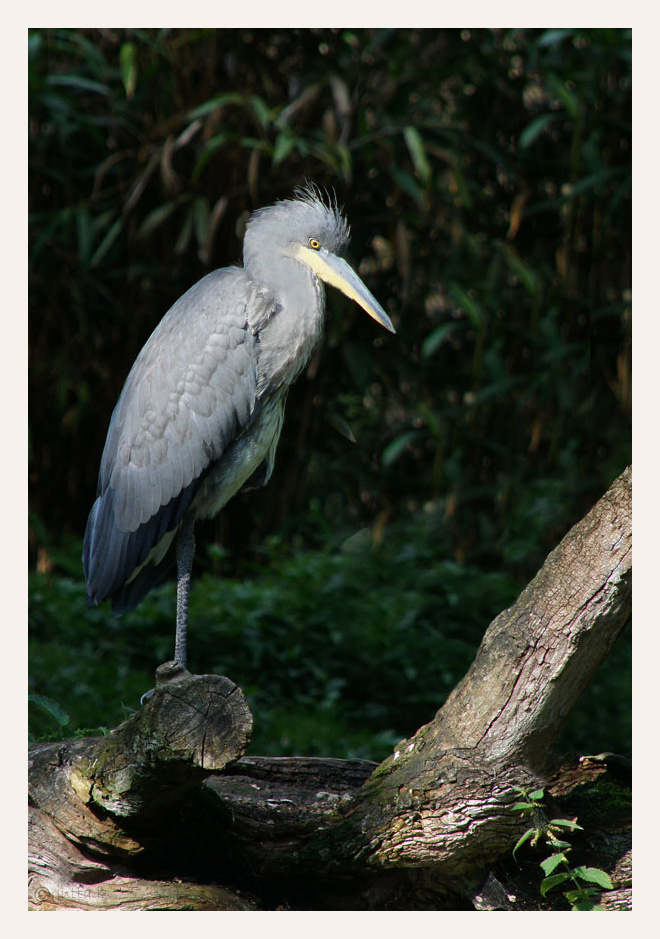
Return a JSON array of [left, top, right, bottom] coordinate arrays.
[[309, 238, 320, 250]]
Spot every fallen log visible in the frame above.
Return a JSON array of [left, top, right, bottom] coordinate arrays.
[[29, 467, 631, 910]]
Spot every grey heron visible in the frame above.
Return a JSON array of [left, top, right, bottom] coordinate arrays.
[[83, 186, 394, 667]]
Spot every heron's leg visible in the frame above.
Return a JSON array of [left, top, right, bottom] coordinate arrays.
[[174, 516, 196, 667]]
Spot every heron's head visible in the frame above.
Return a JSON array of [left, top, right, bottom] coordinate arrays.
[[244, 185, 395, 333]]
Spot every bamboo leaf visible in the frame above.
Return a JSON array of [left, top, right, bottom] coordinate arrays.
[[519, 114, 558, 150], [188, 93, 248, 119], [193, 197, 210, 251], [421, 323, 459, 360], [546, 73, 580, 119], [119, 42, 138, 98], [325, 411, 357, 444], [403, 126, 431, 185], [192, 133, 231, 182], [249, 95, 271, 130], [76, 206, 92, 266], [388, 165, 424, 207], [174, 209, 193, 256], [449, 285, 483, 328], [46, 74, 110, 95], [272, 132, 296, 166], [137, 201, 178, 239], [89, 217, 123, 268], [381, 431, 420, 468], [501, 245, 540, 298]]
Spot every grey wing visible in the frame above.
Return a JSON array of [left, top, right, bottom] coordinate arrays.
[[83, 268, 265, 610]]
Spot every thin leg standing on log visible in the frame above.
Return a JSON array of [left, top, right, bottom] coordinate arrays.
[[175, 517, 196, 668]]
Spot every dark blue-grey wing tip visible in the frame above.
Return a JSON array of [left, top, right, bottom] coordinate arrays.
[[82, 472, 205, 616]]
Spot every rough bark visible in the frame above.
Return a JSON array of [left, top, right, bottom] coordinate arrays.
[[28, 467, 631, 911]]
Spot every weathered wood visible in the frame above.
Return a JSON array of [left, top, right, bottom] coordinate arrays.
[[86, 662, 253, 820], [29, 664, 252, 852], [28, 468, 631, 910], [28, 807, 259, 911], [28, 665, 255, 907], [202, 467, 631, 887], [439, 465, 632, 771]]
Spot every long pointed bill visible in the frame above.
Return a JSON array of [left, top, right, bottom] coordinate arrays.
[[296, 245, 396, 333]]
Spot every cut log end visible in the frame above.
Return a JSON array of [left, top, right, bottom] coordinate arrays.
[[86, 666, 254, 818], [144, 662, 254, 771]]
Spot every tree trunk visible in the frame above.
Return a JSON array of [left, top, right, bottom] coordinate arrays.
[[28, 467, 631, 911]]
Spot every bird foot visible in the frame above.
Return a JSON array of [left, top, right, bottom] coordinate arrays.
[[140, 660, 191, 705]]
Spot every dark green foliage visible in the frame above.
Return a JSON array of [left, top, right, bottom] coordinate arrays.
[[28, 523, 519, 755], [29, 524, 630, 759], [29, 29, 631, 757]]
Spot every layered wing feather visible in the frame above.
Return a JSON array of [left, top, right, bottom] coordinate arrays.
[[83, 268, 268, 609]]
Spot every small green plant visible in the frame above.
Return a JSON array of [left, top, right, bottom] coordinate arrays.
[[28, 692, 111, 743], [28, 693, 70, 742], [511, 786, 613, 911]]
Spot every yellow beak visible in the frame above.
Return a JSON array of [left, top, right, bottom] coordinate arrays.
[[296, 245, 395, 333]]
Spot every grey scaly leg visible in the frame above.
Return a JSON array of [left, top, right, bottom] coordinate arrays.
[[174, 516, 196, 667]]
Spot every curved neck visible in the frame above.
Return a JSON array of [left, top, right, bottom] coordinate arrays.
[[242, 249, 326, 394]]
